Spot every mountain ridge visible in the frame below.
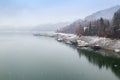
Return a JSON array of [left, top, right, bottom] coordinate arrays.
[[85, 5, 120, 21], [59, 5, 120, 33]]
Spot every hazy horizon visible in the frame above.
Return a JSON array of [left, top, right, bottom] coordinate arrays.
[[0, 0, 120, 27]]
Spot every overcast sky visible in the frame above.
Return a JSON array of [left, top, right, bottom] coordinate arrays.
[[0, 0, 120, 27]]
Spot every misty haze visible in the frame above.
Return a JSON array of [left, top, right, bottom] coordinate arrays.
[[0, 0, 120, 80]]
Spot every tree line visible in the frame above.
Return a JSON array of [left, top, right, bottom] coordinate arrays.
[[76, 9, 120, 39]]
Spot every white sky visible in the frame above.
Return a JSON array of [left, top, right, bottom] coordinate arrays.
[[0, 0, 120, 27]]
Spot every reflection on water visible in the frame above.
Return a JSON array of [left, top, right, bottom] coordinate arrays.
[[77, 48, 120, 79], [51, 39, 120, 80], [0, 35, 120, 80]]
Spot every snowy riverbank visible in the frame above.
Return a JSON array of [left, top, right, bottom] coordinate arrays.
[[33, 32, 120, 53], [79, 36, 120, 52]]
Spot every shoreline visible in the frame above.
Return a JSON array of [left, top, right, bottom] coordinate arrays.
[[33, 32, 120, 57]]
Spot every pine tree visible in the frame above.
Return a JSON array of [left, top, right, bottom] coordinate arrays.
[[113, 9, 120, 38]]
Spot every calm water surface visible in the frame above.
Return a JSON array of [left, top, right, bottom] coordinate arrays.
[[0, 35, 120, 80]]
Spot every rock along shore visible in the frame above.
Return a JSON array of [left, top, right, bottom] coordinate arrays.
[[33, 32, 120, 53]]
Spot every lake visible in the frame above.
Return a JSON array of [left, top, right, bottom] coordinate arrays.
[[0, 35, 120, 80]]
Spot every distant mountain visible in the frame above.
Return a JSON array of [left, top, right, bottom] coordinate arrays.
[[85, 5, 120, 21], [32, 22, 70, 32], [0, 22, 70, 34], [58, 19, 84, 33], [59, 5, 120, 33]]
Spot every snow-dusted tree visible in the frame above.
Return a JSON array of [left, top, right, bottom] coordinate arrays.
[[112, 9, 120, 38]]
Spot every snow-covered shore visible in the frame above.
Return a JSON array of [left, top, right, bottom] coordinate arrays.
[[79, 36, 120, 52], [33, 32, 120, 53], [56, 33, 120, 53]]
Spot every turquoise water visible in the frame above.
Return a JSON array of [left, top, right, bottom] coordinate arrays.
[[0, 35, 119, 80]]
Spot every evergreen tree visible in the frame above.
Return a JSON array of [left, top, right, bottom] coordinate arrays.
[[113, 9, 120, 38]]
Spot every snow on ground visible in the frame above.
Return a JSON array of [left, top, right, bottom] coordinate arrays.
[[34, 32, 120, 52], [79, 36, 120, 51]]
